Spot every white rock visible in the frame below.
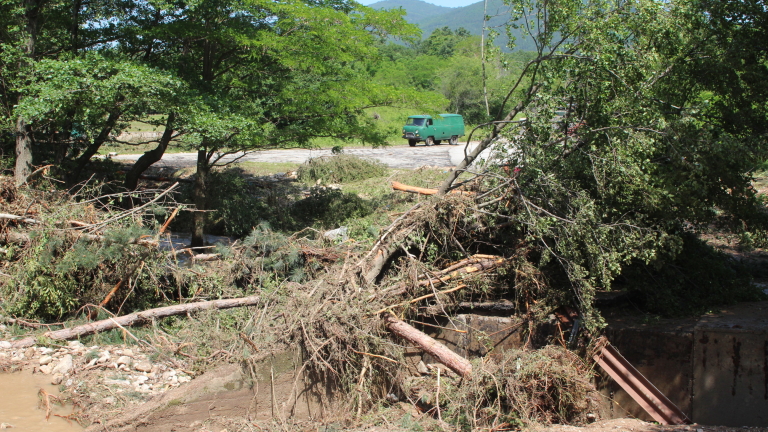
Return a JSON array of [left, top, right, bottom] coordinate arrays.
[[135, 375, 149, 383], [39, 365, 53, 375], [0, 341, 11, 349], [98, 353, 110, 364], [134, 360, 152, 372], [123, 348, 134, 356], [68, 341, 84, 349], [65, 379, 73, 386], [178, 375, 191, 383], [40, 347, 54, 355], [87, 358, 97, 367], [24, 347, 36, 358], [39, 355, 53, 365], [104, 378, 130, 386], [52, 355, 74, 375], [51, 373, 64, 385], [116, 356, 132, 366]]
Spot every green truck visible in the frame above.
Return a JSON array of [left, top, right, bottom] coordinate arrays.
[[402, 114, 465, 146]]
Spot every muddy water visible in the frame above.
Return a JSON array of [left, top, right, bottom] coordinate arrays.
[[0, 369, 83, 431]]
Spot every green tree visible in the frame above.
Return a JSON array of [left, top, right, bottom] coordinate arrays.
[[442, 0, 768, 326]]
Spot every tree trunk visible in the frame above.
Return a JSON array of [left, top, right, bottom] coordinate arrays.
[[69, 105, 123, 185], [7, 295, 262, 348], [191, 148, 210, 248], [383, 313, 472, 378], [14, 117, 34, 186], [123, 113, 176, 196], [14, 0, 44, 186]]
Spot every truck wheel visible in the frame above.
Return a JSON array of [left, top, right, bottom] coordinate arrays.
[[426, 137, 435, 146], [434, 140, 442, 145], [449, 135, 459, 145], [408, 139, 417, 147]]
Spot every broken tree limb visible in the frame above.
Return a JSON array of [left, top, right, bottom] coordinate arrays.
[[374, 284, 467, 315], [375, 255, 509, 299], [392, 181, 439, 195], [383, 312, 472, 378], [6, 295, 261, 348], [0, 213, 42, 224], [391, 181, 474, 196]]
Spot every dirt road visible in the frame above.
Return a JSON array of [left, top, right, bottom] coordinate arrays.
[[113, 143, 482, 170]]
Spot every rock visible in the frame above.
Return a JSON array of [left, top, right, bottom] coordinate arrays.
[[68, 341, 84, 350], [134, 360, 152, 372], [178, 375, 191, 383], [40, 347, 54, 355], [417, 361, 429, 375], [135, 375, 149, 384], [116, 356, 133, 367], [51, 373, 64, 385], [0, 341, 11, 349], [98, 353, 110, 364], [0, 422, 15, 429], [24, 347, 36, 358], [123, 349, 134, 357], [39, 355, 53, 365], [40, 365, 53, 375], [52, 355, 74, 375]]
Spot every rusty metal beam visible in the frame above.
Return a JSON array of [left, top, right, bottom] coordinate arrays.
[[594, 343, 690, 425]]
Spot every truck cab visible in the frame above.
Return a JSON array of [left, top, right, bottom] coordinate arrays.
[[402, 114, 465, 146]]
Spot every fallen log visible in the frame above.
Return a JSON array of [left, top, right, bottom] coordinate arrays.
[[0, 231, 31, 245], [6, 295, 261, 348], [391, 181, 439, 195], [391, 181, 474, 196], [383, 312, 472, 378]]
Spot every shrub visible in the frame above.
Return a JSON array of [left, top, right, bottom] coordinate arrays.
[[622, 232, 767, 317], [297, 154, 386, 184]]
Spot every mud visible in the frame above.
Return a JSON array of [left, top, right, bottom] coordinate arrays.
[[0, 368, 83, 431]]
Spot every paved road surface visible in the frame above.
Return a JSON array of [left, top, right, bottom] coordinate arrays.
[[113, 143, 482, 170]]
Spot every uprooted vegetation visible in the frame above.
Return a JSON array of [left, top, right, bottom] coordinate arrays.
[[1, 149, 767, 430]]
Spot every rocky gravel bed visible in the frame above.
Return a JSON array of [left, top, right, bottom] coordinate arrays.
[[0, 323, 194, 418]]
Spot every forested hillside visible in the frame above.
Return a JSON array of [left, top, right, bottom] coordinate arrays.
[[367, 0, 536, 50]]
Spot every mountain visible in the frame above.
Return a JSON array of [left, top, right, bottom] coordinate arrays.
[[368, 0, 454, 23], [367, 0, 534, 50]]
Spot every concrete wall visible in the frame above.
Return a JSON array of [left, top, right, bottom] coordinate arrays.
[[423, 301, 768, 426], [692, 329, 768, 426]]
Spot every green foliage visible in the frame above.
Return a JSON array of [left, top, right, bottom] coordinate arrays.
[[292, 188, 377, 229], [622, 233, 766, 317], [4, 226, 166, 320], [297, 154, 387, 184], [418, 26, 474, 58], [206, 170, 272, 238]]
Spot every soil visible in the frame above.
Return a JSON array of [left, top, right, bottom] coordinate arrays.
[[110, 142, 487, 171]]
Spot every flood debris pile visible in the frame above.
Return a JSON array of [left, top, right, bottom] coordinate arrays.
[[0, 170, 609, 429], [1, 138, 765, 431]]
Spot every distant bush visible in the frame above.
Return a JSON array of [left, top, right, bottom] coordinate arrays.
[[292, 187, 376, 229], [297, 154, 386, 184]]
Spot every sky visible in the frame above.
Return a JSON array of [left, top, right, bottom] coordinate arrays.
[[358, 0, 479, 8]]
